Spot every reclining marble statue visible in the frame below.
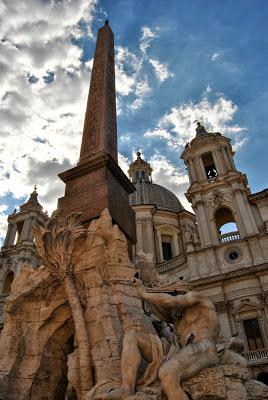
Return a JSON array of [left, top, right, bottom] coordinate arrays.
[[98, 278, 221, 400]]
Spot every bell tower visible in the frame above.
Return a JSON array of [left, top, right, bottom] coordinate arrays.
[[1, 187, 48, 266], [181, 123, 260, 248]]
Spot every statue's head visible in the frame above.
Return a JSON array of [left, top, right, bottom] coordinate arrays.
[[134, 252, 159, 285]]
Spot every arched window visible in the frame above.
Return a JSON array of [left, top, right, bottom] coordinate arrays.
[[257, 372, 268, 386], [214, 207, 239, 242], [2, 271, 14, 295], [201, 152, 218, 179], [15, 220, 24, 244]]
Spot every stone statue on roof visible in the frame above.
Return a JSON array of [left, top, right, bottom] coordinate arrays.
[[195, 121, 208, 137]]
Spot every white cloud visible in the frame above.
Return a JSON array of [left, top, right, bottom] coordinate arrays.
[[211, 52, 222, 61], [115, 45, 152, 112], [144, 92, 246, 148], [115, 26, 174, 112], [149, 58, 174, 82], [149, 155, 191, 210], [211, 51, 223, 61], [0, 205, 8, 242], [118, 153, 130, 176], [140, 26, 159, 55], [0, 0, 97, 225]]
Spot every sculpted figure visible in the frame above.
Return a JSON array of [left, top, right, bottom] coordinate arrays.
[[218, 334, 247, 367], [98, 279, 220, 400], [195, 121, 207, 136]]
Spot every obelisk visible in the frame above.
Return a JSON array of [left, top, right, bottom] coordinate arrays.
[[57, 21, 136, 244], [79, 19, 117, 162]]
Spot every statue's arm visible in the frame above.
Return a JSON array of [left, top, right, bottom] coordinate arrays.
[[143, 291, 200, 309], [135, 280, 200, 309]]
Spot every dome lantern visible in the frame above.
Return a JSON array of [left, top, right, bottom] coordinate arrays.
[[128, 151, 153, 183]]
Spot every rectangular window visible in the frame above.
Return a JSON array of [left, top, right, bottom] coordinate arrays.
[[162, 242, 172, 261], [243, 318, 264, 350]]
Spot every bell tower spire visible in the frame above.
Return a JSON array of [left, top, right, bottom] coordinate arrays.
[[80, 20, 117, 162]]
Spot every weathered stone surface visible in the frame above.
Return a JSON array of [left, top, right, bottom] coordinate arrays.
[[0, 209, 154, 400], [245, 380, 268, 399], [183, 366, 227, 399], [0, 209, 263, 400]]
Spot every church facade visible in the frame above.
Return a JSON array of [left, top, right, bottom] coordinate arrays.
[[0, 21, 268, 386]]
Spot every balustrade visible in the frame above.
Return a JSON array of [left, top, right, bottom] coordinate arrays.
[[155, 254, 186, 273], [245, 348, 268, 364], [220, 231, 240, 243]]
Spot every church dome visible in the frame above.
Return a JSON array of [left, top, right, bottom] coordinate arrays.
[[128, 152, 184, 212], [129, 180, 184, 212]]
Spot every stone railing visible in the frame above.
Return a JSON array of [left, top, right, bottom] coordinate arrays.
[[155, 254, 186, 273], [245, 348, 268, 364], [220, 231, 240, 243]]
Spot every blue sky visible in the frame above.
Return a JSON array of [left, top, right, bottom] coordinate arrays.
[[0, 0, 267, 242]]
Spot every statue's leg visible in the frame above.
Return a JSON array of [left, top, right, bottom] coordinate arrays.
[[159, 341, 218, 400], [99, 330, 153, 399], [159, 358, 189, 400]]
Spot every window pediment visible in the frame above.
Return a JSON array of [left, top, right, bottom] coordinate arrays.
[[232, 301, 263, 316], [155, 224, 180, 235]]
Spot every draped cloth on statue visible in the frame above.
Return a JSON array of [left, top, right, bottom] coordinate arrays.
[[138, 334, 180, 387]]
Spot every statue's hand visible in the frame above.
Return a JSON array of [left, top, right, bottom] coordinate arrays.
[[134, 278, 147, 299]]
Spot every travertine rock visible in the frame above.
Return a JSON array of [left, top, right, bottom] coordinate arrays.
[[183, 367, 227, 399], [0, 209, 264, 400], [245, 380, 268, 399], [0, 209, 154, 400]]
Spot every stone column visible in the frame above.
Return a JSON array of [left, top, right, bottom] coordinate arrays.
[[157, 230, 163, 261], [3, 224, 12, 247], [248, 236, 264, 265], [28, 217, 36, 241], [7, 223, 17, 246], [186, 161, 193, 185], [258, 314, 268, 347], [145, 218, 154, 255], [206, 248, 219, 274], [194, 201, 211, 246], [216, 148, 227, 174], [197, 156, 207, 181], [241, 191, 259, 234], [21, 219, 31, 241], [221, 147, 233, 171], [212, 150, 221, 174], [233, 189, 258, 236], [189, 158, 197, 182], [136, 219, 143, 253], [216, 306, 232, 340], [192, 157, 203, 182], [226, 148, 236, 170], [186, 253, 200, 280], [172, 232, 179, 256]]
